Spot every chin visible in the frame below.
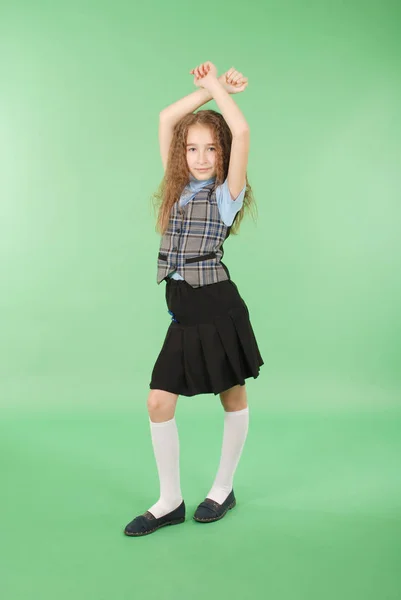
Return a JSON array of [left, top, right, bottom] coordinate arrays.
[[194, 170, 214, 177]]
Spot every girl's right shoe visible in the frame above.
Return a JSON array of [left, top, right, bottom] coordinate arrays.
[[124, 500, 186, 536]]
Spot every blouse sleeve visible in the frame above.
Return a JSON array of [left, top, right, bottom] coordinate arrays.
[[215, 177, 246, 226]]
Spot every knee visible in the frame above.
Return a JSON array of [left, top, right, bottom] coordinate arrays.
[[147, 389, 178, 422], [147, 390, 163, 414], [219, 384, 248, 412]]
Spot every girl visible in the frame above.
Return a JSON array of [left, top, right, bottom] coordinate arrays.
[[124, 62, 264, 536]]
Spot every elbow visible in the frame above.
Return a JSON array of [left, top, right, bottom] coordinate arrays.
[[159, 109, 172, 121], [233, 127, 250, 138]]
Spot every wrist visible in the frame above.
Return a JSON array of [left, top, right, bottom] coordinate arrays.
[[218, 77, 230, 94], [196, 87, 213, 103], [205, 78, 225, 93]]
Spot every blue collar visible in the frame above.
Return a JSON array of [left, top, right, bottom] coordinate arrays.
[[188, 173, 216, 193]]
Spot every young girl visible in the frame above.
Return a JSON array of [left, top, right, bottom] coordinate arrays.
[[124, 62, 264, 537]]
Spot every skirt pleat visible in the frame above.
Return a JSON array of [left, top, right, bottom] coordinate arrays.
[[214, 310, 248, 382], [149, 278, 264, 397], [182, 324, 212, 392], [228, 305, 264, 379]]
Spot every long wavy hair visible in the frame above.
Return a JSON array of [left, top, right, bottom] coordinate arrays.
[[150, 109, 257, 236]]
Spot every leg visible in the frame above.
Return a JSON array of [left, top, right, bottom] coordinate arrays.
[[147, 388, 178, 422], [206, 384, 250, 504], [219, 383, 248, 412], [145, 389, 183, 518]]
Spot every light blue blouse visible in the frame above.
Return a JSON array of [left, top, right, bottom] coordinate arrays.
[[168, 174, 245, 280]]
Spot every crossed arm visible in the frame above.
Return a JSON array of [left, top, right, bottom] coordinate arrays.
[[159, 83, 249, 201]]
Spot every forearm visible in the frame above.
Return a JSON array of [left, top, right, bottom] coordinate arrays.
[[159, 88, 213, 125], [206, 79, 249, 135]]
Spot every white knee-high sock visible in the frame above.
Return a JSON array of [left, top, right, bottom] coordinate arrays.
[[147, 416, 183, 518], [206, 406, 250, 504]]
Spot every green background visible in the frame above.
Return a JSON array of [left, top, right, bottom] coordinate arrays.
[[1, 1, 400, 598]]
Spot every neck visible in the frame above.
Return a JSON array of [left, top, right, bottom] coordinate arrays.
[[189, 173, 216, 183]]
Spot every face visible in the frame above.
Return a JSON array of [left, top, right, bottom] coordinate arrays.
[[186, 125, 217, 180]]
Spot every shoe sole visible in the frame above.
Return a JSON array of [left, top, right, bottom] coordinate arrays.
[[193, 499, 236, 523], [124, 517, 185, 536]]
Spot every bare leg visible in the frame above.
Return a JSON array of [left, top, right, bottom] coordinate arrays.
[[219, 383, 248, 412], [147, 389, 179, 422]]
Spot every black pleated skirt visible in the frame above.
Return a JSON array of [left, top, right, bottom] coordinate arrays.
[[149, 277, 264, 397]]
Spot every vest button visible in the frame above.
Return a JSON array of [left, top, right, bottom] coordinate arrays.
[[176, 229, 181, 234], [172, 246, 178, 251]]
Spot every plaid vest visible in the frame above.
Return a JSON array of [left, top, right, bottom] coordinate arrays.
[[157, 181, 233, 288]]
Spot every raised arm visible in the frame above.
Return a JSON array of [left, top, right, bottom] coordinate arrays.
[[191, 63, 250, 200], [159, 89, 212, 172], [208, 78, 250, 200]]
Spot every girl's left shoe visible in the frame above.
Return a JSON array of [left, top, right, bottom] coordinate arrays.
[[193, 489, 236, 523]]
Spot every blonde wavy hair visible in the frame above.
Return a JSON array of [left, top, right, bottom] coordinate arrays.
[[150, 109, 258, 236]]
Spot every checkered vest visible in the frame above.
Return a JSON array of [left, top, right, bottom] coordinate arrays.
[[157, 181, 233, 288]]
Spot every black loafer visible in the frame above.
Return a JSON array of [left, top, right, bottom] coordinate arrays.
[[193, 490, 236, 523], [124, 500, 186, 536]]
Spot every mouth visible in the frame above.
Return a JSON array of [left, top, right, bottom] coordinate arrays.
[[196, 168, 211, 172]]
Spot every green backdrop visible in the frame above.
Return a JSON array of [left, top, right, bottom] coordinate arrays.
[[1, 1, 400, 599]]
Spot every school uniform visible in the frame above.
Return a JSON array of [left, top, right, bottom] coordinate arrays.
[[149, 174, 264, 396]]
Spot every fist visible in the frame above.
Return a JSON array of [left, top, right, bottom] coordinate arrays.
[[218, 68, 248, 94], [189, 61, 218, 88]]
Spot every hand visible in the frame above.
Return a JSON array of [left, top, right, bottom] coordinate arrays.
[[218, 67, 248, 94], [189, 61, 218, 90]]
